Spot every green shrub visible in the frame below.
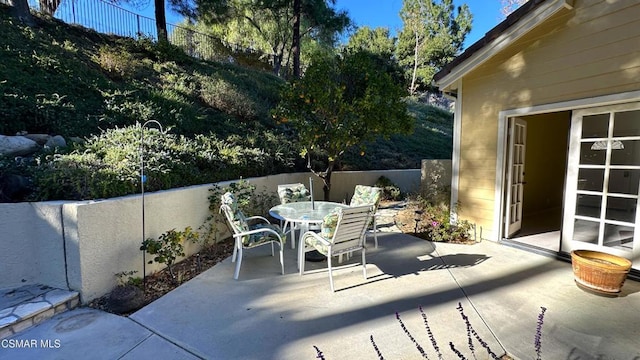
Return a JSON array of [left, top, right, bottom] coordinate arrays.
[[23, 125, 297, 201], [375, 176, 402, 201], [140, 226, 198, 281], [420, 202, 474, 243]]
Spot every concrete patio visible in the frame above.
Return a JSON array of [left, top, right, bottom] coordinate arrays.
[[1, 232, 639, 359]]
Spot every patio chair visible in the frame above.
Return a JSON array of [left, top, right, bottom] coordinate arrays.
[[299, 205, 374, 292], [277, 183, 313, 248], [220, 192, 285, 280], [349, 185, 383, 248], [277, 183, 311, 204]]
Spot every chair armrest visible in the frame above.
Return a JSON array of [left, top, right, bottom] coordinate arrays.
[[301, 231, 330, 246], [245, 215, 271, 224], [233, 227, 283, 241]]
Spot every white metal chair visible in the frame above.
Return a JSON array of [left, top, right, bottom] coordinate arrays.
[[299, 205, 374, 292], [220, 192, 285, 280], [349, 185, 383, 248], [277, 183, 313, 249]]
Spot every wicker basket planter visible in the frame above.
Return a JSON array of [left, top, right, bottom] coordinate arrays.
[[571, 250, 632, 294]]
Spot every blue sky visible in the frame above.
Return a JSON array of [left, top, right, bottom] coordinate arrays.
[[142, 0, 506, 51], [333, 0, 506, 49]]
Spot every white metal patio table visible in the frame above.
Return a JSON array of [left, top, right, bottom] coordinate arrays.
[[269, 201, 349, 270]]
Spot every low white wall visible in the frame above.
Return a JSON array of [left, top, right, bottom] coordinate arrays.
[[0, 167, 437, 302], [0, 202, 68, 289]]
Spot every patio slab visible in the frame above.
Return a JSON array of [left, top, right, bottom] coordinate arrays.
[[2, 233, 639, 359]]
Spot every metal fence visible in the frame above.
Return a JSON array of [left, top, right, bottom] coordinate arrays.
[[2, 0, 272, 70]]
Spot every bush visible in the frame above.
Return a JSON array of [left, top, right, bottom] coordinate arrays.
[[375, 176, 402, 201], [140, 226, 199, 281], [420, 202, 474, 243], [23, 125, 297, 201]]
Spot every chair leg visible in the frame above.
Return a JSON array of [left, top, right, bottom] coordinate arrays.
[[232, 239, 239, 263], [233, 247, 243, 280], [328, 255, 334, 292], [279, 242, 284, 275], [362, 248, 367, 279], [298, 234, 305, 273], [299, 245, 305, 276], [373, 217, 378, 248]]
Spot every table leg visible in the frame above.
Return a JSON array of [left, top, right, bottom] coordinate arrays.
[[297, 222, 309, 271]]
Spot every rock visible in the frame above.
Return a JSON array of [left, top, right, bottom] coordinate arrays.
[[0, 135, 40, 157], [107, 285, 145, 314], [0, 174, 32, 202], [44, 135, 66, 149], [68, 137, 85, 145], [24, 133, 51, 145]]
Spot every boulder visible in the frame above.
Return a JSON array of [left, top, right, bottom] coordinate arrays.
[[0, 174, 32, 202], [0, 135, 40, 157], [24, 133, 51, 145], [44, 135, 67, 149]]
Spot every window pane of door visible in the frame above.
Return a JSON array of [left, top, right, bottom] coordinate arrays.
[[574, 219, 599, 244], [578, 168, 604, 191], [610, 139, 640, 166], [608, 169, 640, 195], [576, 194, 601, 218], [605, 197, 637, 223], [580, 142, 606, 165], [603, 223, 634, 250], [582, 113, 609, 138], [613, 110, 640, 137]]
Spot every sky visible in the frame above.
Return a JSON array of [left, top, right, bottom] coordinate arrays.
[[332, 0, 506, 49], [135, 0, 507, 52]]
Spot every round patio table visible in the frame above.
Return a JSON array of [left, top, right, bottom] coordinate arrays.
[[269, 201, 349, 268]]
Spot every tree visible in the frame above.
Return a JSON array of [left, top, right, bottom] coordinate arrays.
[[171, 0, 350, 77], [344, 26, 396, 61], [154, 0, 168, 42], [7, 0, 35, 26], [273, 50, 414, 200], [500, 0, 528, 17], [396, 0, 471, 95]]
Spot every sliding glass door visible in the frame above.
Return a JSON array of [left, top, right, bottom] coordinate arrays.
[[562, 103, 640, 266]]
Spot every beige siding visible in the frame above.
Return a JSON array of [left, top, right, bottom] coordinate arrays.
[[456, 0, 640, 238]]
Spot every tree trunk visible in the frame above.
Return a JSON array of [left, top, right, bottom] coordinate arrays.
[[410, 29, 419, 95], [38, 0, 61, 16], [291, 0, 301, 78], [320, 161, 335, 201], [154, 0, 168, 43], [8, 0, 35, 26]]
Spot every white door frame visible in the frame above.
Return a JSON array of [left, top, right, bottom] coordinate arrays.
[[493, 90, 640, 244]]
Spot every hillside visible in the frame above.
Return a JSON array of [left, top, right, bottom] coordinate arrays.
[[0, 6, 452, 201]]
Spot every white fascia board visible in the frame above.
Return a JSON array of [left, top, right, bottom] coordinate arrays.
[[437, 0, 575, 91]]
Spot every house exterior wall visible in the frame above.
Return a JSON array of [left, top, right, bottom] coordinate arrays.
[[456, 0, 640, 239]]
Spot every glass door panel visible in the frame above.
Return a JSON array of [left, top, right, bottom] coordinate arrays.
[[563, 102, 640, 265]]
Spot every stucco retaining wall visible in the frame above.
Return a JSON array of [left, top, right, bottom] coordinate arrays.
[[0, 166, 447, 302]]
